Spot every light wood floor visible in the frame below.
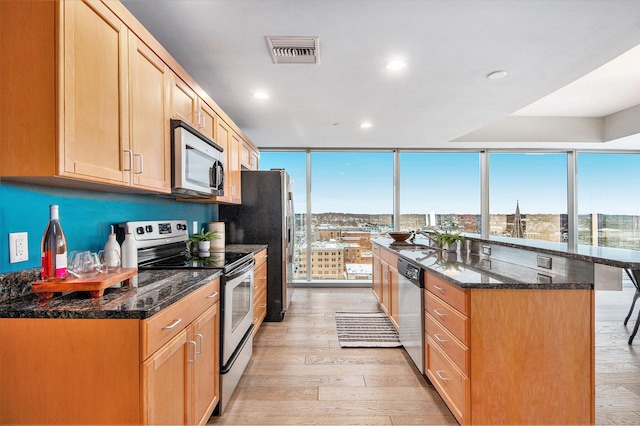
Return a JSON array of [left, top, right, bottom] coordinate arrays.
[[210, 282, 640, 425]]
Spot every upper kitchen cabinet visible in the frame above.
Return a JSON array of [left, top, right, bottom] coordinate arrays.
[[241, 139, 260, 171], [0, 0, 171, 193], [203, 117, 242, 204], [170, 74, 216, 141], [128, 33, 171, 192]]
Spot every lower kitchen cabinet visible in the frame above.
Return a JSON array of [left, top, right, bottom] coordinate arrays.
[[0, 277, 220, 425], [252, 249, 268, 334], [142, 303, 219, 425], [372, 245, 399, 330], [424, 271, 595, 425]]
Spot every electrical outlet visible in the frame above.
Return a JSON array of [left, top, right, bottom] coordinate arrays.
[[9, 232, 29, 263], [537, 255, 552, 269], [481, 245, 491, 255]]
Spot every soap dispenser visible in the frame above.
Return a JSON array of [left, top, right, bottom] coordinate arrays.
[[103, 225, 121, 271]]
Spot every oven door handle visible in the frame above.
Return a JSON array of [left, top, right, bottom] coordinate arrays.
[[226, 258, 255, 281]]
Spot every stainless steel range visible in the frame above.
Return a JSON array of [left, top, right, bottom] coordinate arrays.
[[117, 220, 254, 415]]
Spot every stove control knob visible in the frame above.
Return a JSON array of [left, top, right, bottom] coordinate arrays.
[[146, 225, 153, 233], [136, 226, 144, 235]]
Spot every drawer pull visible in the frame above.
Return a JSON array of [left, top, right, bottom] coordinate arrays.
[[433, 309, 447, 317], [187, 341, 197, 363], [162, 318, 182, 330], [261, 304, 267, 308], [206, 291, 219, 299], [434, 285, 445, 292], [434, 334, 447, 343], [436, 370, 451, 381]]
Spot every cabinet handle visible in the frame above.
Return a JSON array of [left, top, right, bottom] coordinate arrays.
[[187, 341, 197, 363], [435, 370, 451, 381], [195, 333, 203, 355], [206, 291, 219, 299], [123, 149, 133, 172], [433, 309, 447, 317], [434, 285, 445, 292], [434, 334, 447, 343], [162, 318, 182, 329], [134, 153, 143, 174], [261, 304, 267, 308]]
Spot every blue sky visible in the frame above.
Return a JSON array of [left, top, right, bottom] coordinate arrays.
[[260, 152, 640, 216]]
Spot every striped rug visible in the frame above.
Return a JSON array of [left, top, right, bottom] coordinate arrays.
[[335, 312, 401, 348]]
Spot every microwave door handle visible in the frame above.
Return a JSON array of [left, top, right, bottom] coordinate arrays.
[[216, 161, 224, 190]]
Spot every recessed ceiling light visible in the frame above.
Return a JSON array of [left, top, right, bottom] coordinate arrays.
[[386, 59, 407, 71], [487, 70, 508, 80], [360, 122, 373, 129], [253, 91, 270, 100]]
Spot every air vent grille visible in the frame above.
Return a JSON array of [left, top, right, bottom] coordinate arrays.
[[266, 36, 319, 64]]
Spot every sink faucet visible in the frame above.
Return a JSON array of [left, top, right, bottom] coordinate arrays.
[[410, 229, 440, 247]]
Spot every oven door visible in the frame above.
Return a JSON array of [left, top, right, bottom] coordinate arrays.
[[171, 119, 225, 198], [222, 259, 254, 366]]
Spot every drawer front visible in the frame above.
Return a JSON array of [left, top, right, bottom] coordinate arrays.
[[253, 288, 267, 326], [426, 336, 469, 425], [254, 263, 267, 295], [425, 273, 469, 314], [254, 249, 267, 266], [372, 244, 381, 256], [425, 291, 469, 345], [425, 312, 469, 374], [141, 277, 220, 360], [380, 247, 398, 266]]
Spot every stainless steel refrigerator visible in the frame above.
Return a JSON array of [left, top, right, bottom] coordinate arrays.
[[219, 169, 295, 321]]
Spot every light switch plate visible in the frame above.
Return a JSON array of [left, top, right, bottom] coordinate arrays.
[[9, 232, 29, 263]]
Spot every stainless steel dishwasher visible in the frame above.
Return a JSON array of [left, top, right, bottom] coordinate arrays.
[[397, 257, 424, 374]]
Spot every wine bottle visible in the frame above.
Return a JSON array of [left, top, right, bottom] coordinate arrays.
[[41, 204, 68, 281]]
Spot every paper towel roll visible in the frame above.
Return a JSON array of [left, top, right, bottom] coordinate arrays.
[[208, 222, 225, 251]]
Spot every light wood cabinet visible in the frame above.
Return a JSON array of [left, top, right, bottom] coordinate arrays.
[[170, 73, 216, 141], [0, 277, 221, 425], [200, 117, 242, 204], [241, 139, 260, 170], [253, 249, 268, 334], [128, 32, 171, 192], [423, 270, 595, 425], [371, 244, 399, 330], [0, 0, 171, 193]]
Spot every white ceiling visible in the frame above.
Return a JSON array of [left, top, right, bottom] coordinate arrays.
[[121, 0, 640, 151]]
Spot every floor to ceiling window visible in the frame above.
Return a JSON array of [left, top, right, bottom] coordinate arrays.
[[577, 153, 640, 250], [399, 152, 480, 233], [489, 152, 567, 242]]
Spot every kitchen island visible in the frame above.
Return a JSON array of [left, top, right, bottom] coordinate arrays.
[[373, 237, 603, 426]]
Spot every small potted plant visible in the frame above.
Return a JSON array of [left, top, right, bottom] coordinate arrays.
[[188, 228, 220, 252], [436, 232, 464, 252]]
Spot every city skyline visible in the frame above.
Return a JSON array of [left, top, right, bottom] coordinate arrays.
[[259, 151, 640, 215]]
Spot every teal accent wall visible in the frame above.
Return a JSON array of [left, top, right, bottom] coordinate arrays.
[[0, 182, 218, 273]]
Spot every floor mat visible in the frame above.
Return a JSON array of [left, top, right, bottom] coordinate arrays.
[[335, 311, 401, 348]]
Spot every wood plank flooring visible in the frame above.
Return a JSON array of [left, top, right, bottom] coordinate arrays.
[[209, 281, 640, 425]]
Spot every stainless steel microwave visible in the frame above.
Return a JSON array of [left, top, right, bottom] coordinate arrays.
[[171, 119, 224, 198]]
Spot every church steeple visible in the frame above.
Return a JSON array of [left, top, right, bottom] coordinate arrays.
[[512, 200, 524, 238]]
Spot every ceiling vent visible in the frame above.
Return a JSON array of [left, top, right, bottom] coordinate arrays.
[[266, 36, 319, 65]]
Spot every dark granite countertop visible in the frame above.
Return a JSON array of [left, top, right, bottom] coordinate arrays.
[[374, 238, 593, 290], [0, 244, 267, 320], [0, 269, 222, 320], [463, 233, 640, 269]]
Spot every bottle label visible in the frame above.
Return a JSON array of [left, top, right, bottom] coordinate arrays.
[[55, 253, 67, 278]]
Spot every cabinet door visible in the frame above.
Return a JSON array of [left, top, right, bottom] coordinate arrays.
[[142, 329, 189, 425], [210, 119, 232, 203], [199, 101, 216, 141], [380, 261, 390, 316], [171, 73, 198, 126], [128, 33, 171, 192], [190, 304, 220, 425], [62, 0, 129, 185], [229, 131, 242, 203], [389, 263, 399, 330], [372, 254, 383, 303]]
